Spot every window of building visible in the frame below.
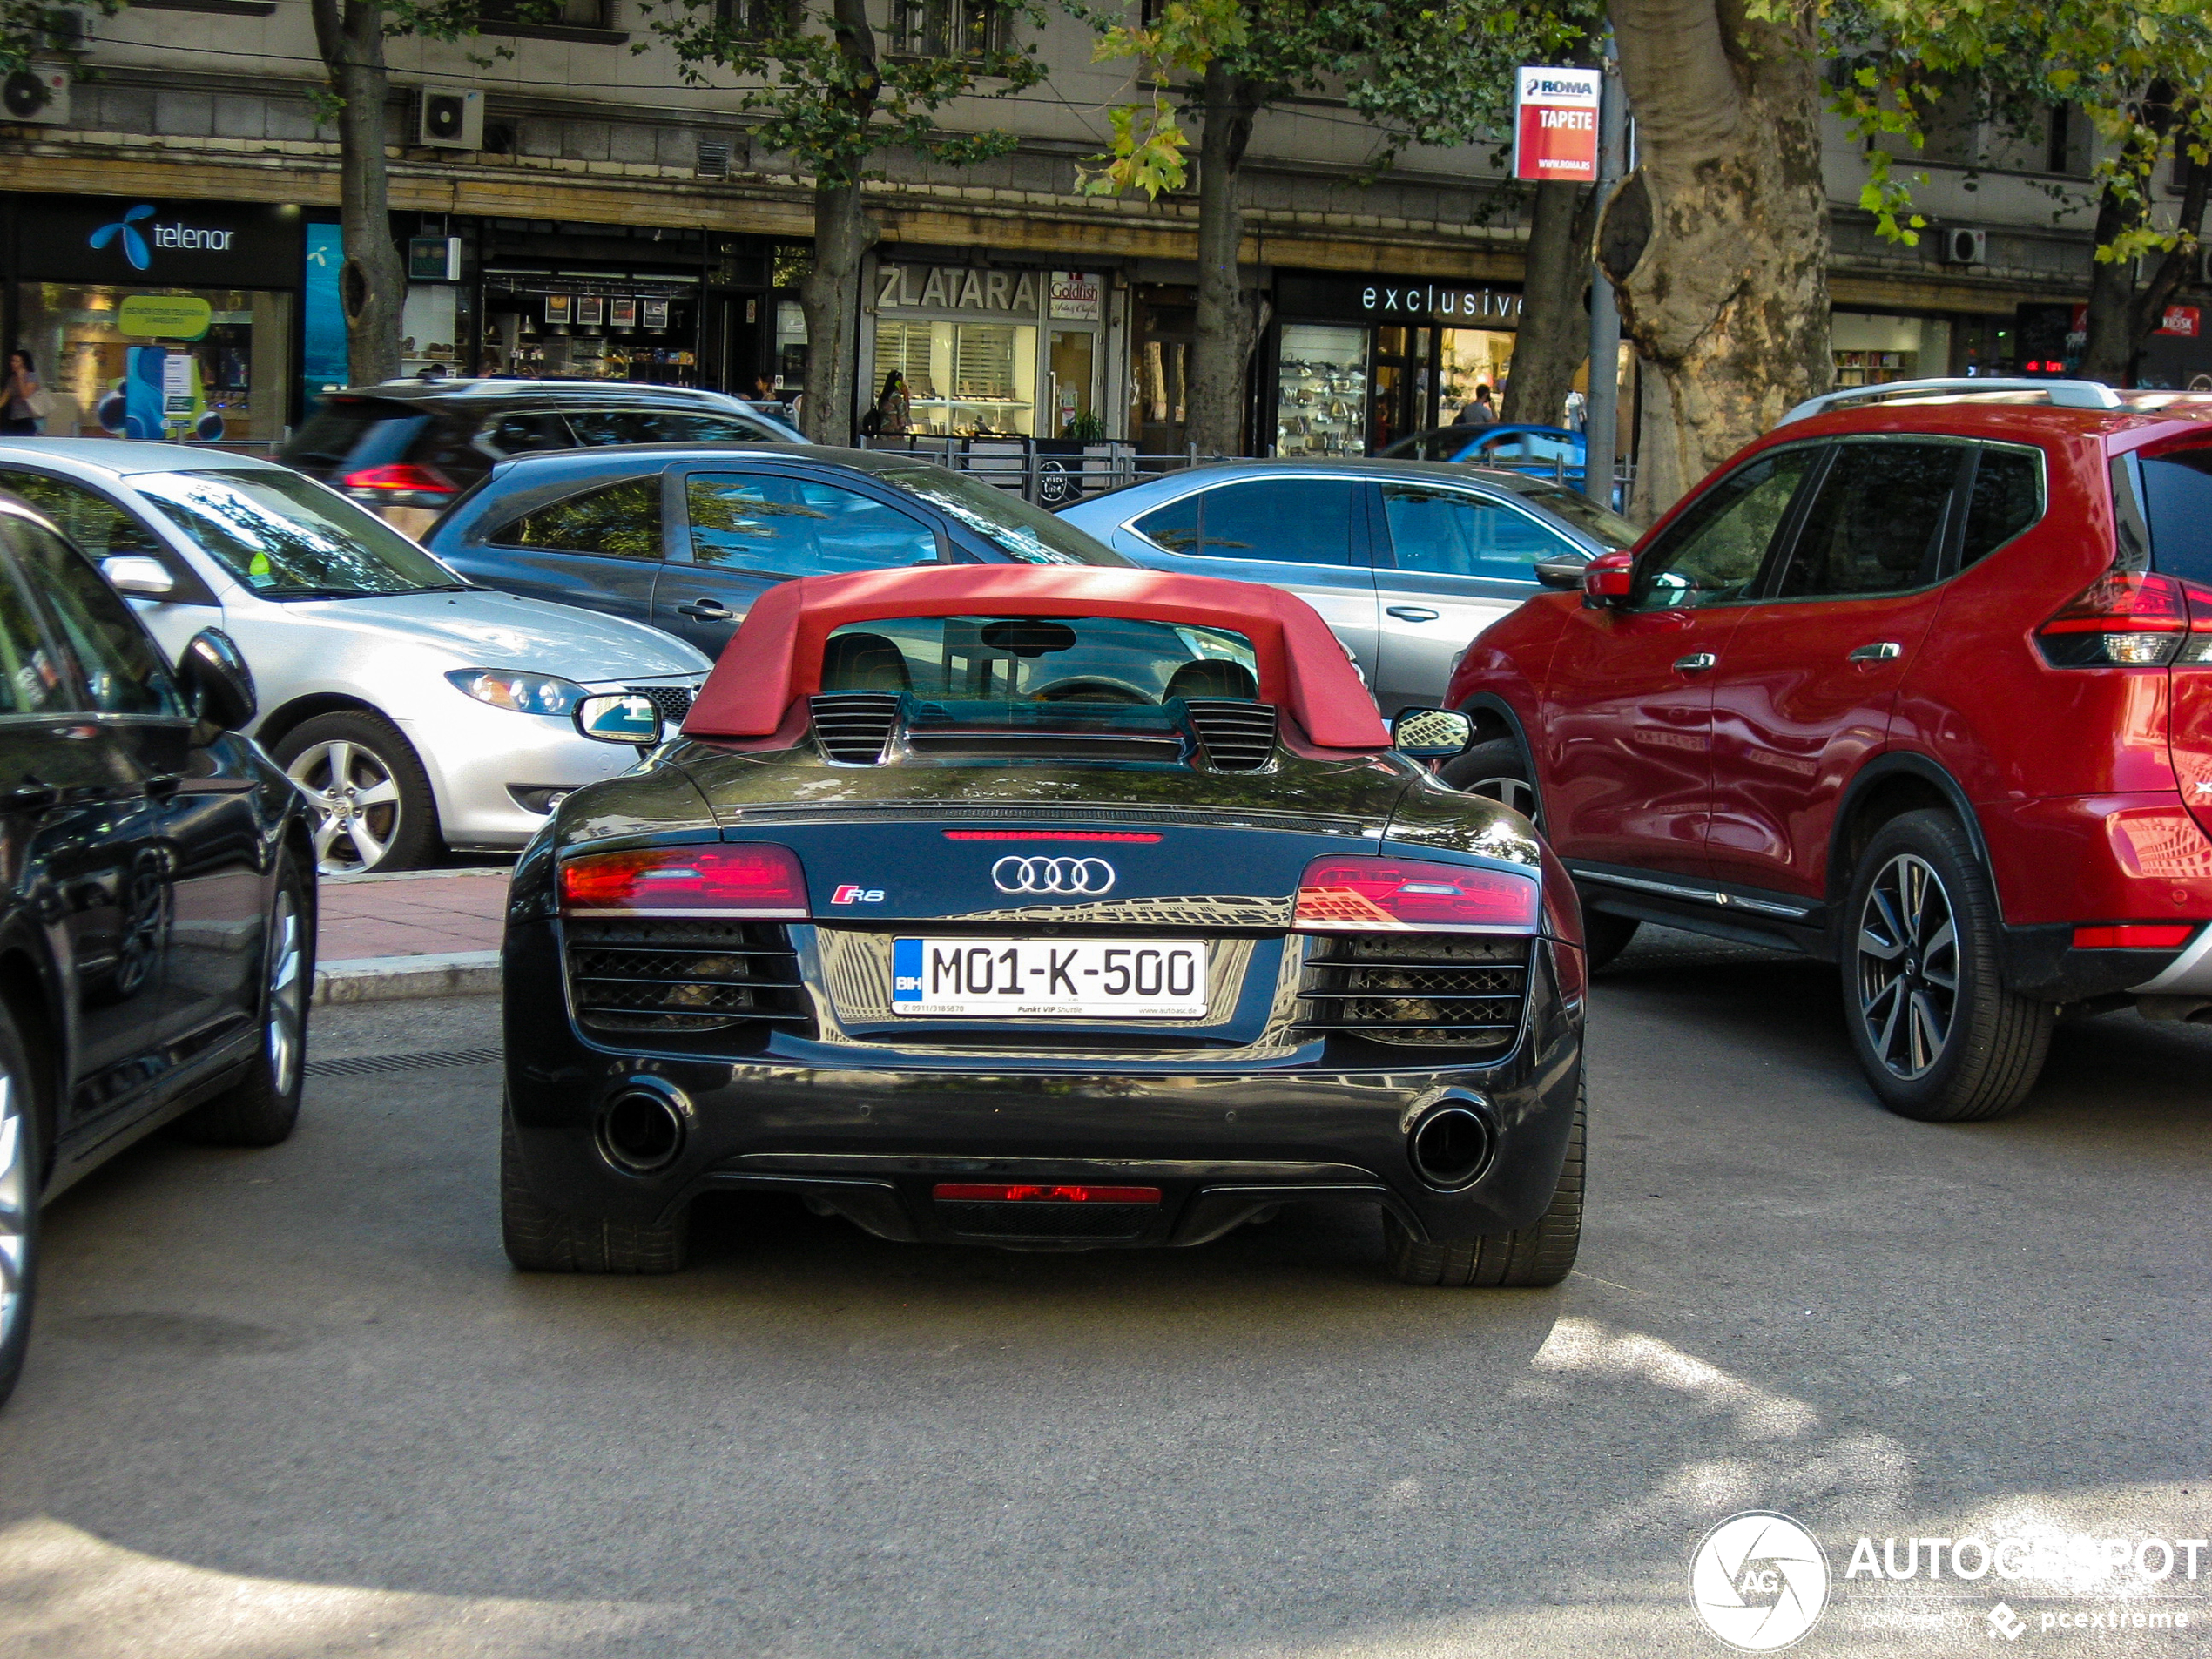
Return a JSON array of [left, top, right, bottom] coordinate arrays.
[[890, 0, 1012, 58], [872, 318, 1035, 436], [480, 0, 610, 28]]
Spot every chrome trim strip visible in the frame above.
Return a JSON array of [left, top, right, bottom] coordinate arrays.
[[1568, 864, 1813, 921]]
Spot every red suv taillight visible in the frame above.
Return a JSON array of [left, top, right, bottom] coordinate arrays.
[[557, 843, 807, 916], [1292, 855, 1540, 934], [341, 462, 455, 507], [2035, 570, 2212, 667]]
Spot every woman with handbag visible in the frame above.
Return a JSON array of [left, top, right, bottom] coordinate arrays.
[[2, 352, 50, 435]]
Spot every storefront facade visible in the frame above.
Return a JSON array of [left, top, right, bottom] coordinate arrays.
[[5, 193, 307, 444], [860, 256, 1113, 441]]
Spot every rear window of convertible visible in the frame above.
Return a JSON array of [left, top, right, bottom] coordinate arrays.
[[821, 616, 1258, 706]]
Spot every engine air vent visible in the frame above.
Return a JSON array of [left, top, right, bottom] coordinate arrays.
[[1184, 699, 1278, 772], [1298, 934, 1527, 1049], [564, 918, 812, 1040], [810, 693, 901, 764]]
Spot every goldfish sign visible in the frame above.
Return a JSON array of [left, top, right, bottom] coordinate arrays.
[[1513, 66, 1602, 183]]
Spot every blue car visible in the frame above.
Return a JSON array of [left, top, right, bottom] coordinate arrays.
[[1379, 424, 1587, 485]]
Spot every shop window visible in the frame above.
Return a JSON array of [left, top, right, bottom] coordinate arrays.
[[17, 282, 293, 444], [1048, 329, 1096, 437], [871, 319, 1035, 436], [1377, 484, 1568, 581], [1275, 323, 1366, 458], [494, 479, 664, 560], [890, 0, 1013, 59], [1438, 327, 1514, 426], [685, 473, 937, 576]]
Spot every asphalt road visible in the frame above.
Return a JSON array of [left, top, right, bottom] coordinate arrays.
[[2, 929, 2208, 1659]]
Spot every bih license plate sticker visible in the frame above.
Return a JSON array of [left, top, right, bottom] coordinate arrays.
[[892, 937, 1207, 1018]]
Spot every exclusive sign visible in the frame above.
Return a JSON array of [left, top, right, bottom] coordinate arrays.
[[1513, 66, 1602, 183]]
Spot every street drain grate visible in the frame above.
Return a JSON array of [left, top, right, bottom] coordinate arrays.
[[307, 1045, 503, 1078]]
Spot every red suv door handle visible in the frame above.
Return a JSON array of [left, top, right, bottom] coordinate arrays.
[[1673, 652, 1717, 673], [1848, 640, 1903, 663]]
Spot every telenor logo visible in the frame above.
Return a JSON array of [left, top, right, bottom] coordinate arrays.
[[90, 204, 155, 272], [1689, 1512, 1830, 1650]]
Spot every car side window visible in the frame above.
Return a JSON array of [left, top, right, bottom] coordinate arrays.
[[1959, 446, 2045, 569], [1775, 442, 1966, 598], [685, 473, 938, 576], [492, 479, 664, 561], [1633, 447, 1817, 610], [571, 409, 779, 447], [475, 413, 574, 458], [0, 470, 164, 559], [1190, 479, 1359, 565], [1131, 493, 1200, 553], [10, 519, 185, 716], [1379, 484, 1568, 580], [0, 551, 70, 716]]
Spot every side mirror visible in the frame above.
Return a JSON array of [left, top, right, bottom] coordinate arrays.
[[1581, 550, 1635, 609], [1533, 551, 1590, 590], [1391, 707, 1474, 759], [177, 628, 256, 734], [574, 692, 664, 747], [102, 555, 176, 598]]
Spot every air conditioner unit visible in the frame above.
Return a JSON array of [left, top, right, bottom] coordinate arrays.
[[418, 88, 483, 151], [2, 64, 70, 125], [2198, 246, 2212, 287], [1943, 227, 1988, 266]]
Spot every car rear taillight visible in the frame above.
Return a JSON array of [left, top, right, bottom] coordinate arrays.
[[557, 843, 807, 916], [2072, 923, 2197, 949], [2035, 570, 2212, 667], [1293, 855, 1541, 934], [933, 1184, 1161, 1204], [341, 462, 455, 505]]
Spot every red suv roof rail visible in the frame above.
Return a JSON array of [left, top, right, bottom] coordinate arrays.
[[1778, 377, 2123, 426]]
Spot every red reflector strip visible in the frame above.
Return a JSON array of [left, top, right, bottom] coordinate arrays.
[[941, 831, 1164, 843], [932, 1183, 1162, 1204], [2073, 924, 2196, 950]]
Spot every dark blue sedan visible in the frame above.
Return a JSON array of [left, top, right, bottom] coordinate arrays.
[[422, 444, 1129, 656]]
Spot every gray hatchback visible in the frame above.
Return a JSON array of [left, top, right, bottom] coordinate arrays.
[[1055, 460, 1636, 713]]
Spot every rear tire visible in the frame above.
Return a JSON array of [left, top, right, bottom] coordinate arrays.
[[1385, 1080, 1583, 1287], [178, 853, 310, 1147], [273, 711, 442, 875], [1440, 737, 1541, 825], [501, 1115, 687, 1274], [0, 1001, 43, 1411], [1843, 809, 2052, 1122]]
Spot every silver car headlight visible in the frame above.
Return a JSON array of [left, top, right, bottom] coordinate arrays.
[[445, 669, 588, 716]]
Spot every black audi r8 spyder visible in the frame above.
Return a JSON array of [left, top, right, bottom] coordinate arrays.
[[500, 560, 1587, 1287]]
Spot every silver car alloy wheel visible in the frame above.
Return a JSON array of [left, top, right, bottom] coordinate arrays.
[[1465, 773, 1539, 821], [287, 738, 404, 874], [0, 1069, 24, 1355], [1856, 852, 1960, 1081], [266, 889, 305, 1097]]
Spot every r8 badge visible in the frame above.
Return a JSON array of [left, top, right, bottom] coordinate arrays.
[[831, 885, 886, 904]]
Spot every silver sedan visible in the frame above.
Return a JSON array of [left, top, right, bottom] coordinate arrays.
[[0, 441, 711, 873], [1056, 459, 1635, 714]]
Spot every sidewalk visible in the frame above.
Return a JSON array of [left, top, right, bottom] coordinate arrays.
[[313, 868, 509, 1004]]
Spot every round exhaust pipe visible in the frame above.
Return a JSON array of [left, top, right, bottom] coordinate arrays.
[[1408, 1103, 1494, 1190], [597, 1084, 687, 1173]]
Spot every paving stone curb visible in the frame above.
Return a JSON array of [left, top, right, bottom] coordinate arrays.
[[314, 951, 502, 1006]]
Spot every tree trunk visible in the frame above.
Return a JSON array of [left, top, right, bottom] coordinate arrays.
[[1602, 0, 1831, 511], [2077, 182, 2140, 386], [312, 0, 403, 386], [801, 179, 873, 444], [1187, 60, 1260, 457], [1501, 181, 1594, 428]]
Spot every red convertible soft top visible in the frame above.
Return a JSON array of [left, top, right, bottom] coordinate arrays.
[[682, 563, 1389, 750]]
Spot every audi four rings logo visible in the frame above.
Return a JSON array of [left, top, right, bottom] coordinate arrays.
[[991, 856, 1116, 894]]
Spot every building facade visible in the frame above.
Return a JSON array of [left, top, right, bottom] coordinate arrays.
[[0, 0, 2187, 455]]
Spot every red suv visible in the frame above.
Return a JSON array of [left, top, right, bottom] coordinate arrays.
[[1445, 380, 2212, 1122]]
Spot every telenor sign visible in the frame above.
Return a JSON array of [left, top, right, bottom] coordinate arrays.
[[1513, 66, 1602, 184]]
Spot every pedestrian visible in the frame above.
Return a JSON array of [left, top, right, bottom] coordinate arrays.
[[2, 350, 50, 435], [867, 369, 910, 438], [1453, 383, 1496, 428], [1563, 387, 1588, 432]]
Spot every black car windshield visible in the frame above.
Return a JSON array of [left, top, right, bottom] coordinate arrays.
[[131, 469, 463, 597], [867, 462, 1130, 566], [824, 615, 1257, 706], [1491, 477, 1640, 550]]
